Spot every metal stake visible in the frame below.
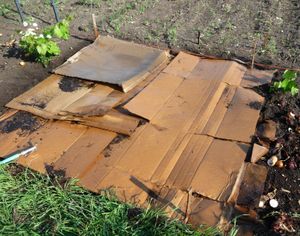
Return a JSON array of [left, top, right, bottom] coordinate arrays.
[[14, 0, 25, 22], [50, 0, 60, 22]]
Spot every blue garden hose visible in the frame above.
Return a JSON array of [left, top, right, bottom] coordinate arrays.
[[0, 146, 37, 165]]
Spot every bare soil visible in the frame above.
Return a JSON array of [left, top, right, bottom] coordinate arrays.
[[253, 73, 300, 235]]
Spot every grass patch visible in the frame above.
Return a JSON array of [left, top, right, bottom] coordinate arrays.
[[0, 164, 224, 236]]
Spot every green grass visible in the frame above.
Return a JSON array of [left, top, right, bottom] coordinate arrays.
[[0, 164, 225, 236]]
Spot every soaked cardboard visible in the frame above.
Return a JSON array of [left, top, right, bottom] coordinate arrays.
[[54, 36, 168, 92]]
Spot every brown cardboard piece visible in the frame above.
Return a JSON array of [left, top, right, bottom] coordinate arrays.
[[236, 163, 268, 208], [0, 111, 116, 173], [251, 144, 269, 163], [240, 69, 274, 88], [6, 75, 139, 135], [54, 36, 168, 92], [78, 53, 264, 226], [0, 51, 270, 228]]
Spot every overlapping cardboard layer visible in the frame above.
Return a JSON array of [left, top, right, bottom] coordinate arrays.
[[77, 53, 269, 225], [6, 59, 170, 135], [0, 50, 273, 227], [54, 36, 168, 92], [0, 111, 116, 174]]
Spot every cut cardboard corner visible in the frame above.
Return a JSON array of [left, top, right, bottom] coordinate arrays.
[[240, 69, 274, 88], [251, 144, 269, 163]]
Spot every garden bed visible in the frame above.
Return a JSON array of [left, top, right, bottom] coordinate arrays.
[[253, 72, 300, 235]]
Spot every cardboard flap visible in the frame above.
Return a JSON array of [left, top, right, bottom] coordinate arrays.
[[240, 69, 274, 88], [54, 36, 168, 92], [124, 73, 184, 120], [163, 52, 200, 78], [190, 138, 249, 201], [251, 144, 269, 163], [6, 75, 140, 135], [202, 87, 264, 143], [236, 163, 268, 208]]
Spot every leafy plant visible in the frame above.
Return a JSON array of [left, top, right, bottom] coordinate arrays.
[[0, 4, 11, 16], [272, 70, 299, 96], [167, 25, 177, 45], [19, 17, 72, 66]]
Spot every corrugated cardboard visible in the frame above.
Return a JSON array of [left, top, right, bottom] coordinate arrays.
[[0, 51, 270, 228], [236, 163, 267, 208], [6, 75, 139, 135], [54, 36, 168, 92], [0, 111, 116, 173], [240, 69, 274, 88], [251, 144, 269, 163], [79, 54, 258, 205]]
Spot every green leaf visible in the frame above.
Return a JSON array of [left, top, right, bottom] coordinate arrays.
[[291, 86, 299, 96], [53, 24, 64, 39], [283, 70, 297, 80], [280, 78, 290, 91], [36, 44, 48, 55], [273, 81, 281, 89], [47, 41, 60, 55]]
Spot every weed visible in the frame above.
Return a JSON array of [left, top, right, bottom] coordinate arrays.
[[76, 0, 102, 7], [0, 4, 11, 16], [19, 16, 71, 66], [167, 25, 177, 45], [272, 70, 299, 96]]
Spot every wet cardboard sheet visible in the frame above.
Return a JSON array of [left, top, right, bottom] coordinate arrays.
[[0, 51, 272, 228], [54, 36, 168, 92]]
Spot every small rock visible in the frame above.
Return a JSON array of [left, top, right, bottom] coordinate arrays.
[[269, 199, 279, 208], [267, 156, 278, 167], [19, 61, 25, 66], [0, 33, 3, 37], [276, 160, 284, 168]]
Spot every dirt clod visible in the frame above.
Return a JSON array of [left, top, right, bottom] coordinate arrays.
[[44, 164, 70, 189]]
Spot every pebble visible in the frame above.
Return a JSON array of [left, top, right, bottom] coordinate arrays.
[[276, 160, 284, 168], [269, 199, 279, 208], [19, 61, 25, 66], [267, 156, 278, 166]]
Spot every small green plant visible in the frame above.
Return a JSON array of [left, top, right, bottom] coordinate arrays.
[[272, 70, 299, 96], [167, 25, 177, 45], [0, 4, 11, 16], [19, 17, 72, 66]]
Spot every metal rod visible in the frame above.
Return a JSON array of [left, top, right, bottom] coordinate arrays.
[[14, 0, 25, 22], [50, 0, 60, 22]]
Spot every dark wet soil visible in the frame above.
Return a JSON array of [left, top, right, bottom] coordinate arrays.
[[127, 207, 143, 220], [45, 164, 70, 189], [58, 76, 93, 92], [253, 72, 300, 235], [0, 111, 43, 134]]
